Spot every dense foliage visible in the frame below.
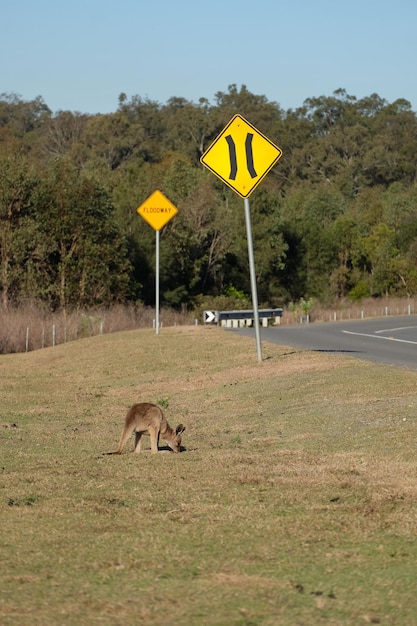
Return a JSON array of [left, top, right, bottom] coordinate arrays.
[[1, 85, 417, 311]]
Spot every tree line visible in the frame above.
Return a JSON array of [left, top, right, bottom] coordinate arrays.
[[1, 85, 417, 312]]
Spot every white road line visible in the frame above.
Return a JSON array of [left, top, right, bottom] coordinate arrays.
[[342, 330, 417, 345], [375, 326, 417, 334]]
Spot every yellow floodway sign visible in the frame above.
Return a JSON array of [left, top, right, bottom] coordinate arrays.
[[137, 190, 178, 231], [200, 114, 283, 198]]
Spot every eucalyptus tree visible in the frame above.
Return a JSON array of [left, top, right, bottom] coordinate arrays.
[[360, 98, 417, 188], [34, 158, 131, 310], [0, 140, 37, 309], [40, 110, 90, 158], [161, 96, 221, 165], [279, 185, 347, 302], [116, 93, 164, 163], [78, 111, 145, 177], [0, 93, 51, 137], [214, 84, 284, 131]]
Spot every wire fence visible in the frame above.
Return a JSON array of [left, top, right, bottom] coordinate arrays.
[[0, 306, 195, 354]]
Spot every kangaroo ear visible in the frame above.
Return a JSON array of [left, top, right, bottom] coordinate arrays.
[[176, 424, 185, 435]]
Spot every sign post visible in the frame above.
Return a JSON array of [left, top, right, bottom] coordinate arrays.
[[155, 229, 160, 334], [137, 190, 178, 335], [243, 197, 262, 361], [200, 114, 282, 361]]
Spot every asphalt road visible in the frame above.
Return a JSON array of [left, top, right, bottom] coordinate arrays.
[[230, 315, 417, 370]]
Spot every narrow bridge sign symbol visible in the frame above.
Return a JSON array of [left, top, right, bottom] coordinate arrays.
[[200, 114, 283, 198]]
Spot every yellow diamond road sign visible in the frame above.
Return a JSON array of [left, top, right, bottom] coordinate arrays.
[[200, 114, 283, 198], [137, 190, 178, 231]]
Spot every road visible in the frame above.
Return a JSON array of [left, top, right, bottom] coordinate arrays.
[[230, 315, 417, 370]]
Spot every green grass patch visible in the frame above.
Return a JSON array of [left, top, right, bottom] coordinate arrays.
[[1, 325, 417, 625]]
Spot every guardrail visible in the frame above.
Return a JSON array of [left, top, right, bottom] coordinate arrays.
[[203, 308, 283, 328]]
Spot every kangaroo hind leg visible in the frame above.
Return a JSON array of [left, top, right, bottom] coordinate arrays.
[[134, 431, 143, 454], [116, 425, 134, 454]]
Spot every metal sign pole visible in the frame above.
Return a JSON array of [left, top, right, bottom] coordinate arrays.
[[155, 229, 160, 335], [244, 198, 262, 362], [137, 190, 178, 337]]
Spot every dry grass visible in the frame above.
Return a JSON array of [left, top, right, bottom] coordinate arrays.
[[2, 296, 417, 354], [0, 303, 194, 354], [1, 325, 417, 625], [282, 296, 417, 324]]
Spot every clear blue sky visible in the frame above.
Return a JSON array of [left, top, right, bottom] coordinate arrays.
[[2, 0, 417, 114]]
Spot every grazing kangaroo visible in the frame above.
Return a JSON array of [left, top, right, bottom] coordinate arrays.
[[111, 402, 185, 454]]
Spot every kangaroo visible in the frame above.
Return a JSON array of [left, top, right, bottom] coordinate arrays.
[[110, 402, 185, 454]]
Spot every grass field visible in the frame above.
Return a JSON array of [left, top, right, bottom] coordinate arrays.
[[1, 325, 417, 625]]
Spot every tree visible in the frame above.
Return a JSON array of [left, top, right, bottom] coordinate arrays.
[[2, 87, 417, 310], [359, 223, 399, 296], [0, 93, 51, 136], [116, 94, 164, 162], [281, 186, 346, 301], [0, 141, 37, 308], [328, 214, 359, 298], [40, 110, 89, 158], [214, 84, 284, 132], [34, 159, 131, 310], [361, 99, 417, 187], [79, 111, 145, 175], [162, 97, 221, 165]]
